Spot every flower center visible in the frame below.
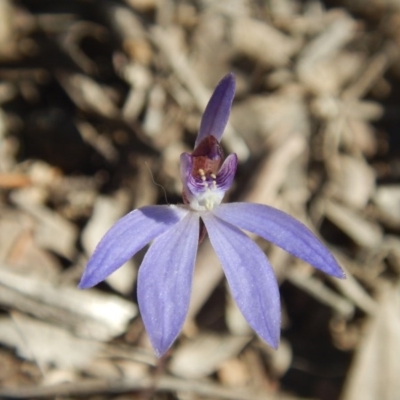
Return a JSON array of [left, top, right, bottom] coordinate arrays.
[[190, 168, 223, 211], [181, 135, 237, 212]]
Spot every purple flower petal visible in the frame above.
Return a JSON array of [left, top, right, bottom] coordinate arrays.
[[138, 212, 199, 357], [216, 153, 238, 192], [195, 73, 236, 147], [79, 205, 189, 289], [213, 203, 345, 278], [202, 213, 281, 348], [180, 152, 193, 195]]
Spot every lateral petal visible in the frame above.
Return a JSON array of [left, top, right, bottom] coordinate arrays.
[[138, 212, 199, 357], [202, 212, 280, 348], [195, 73, 236, 146], [216, 153, 238, 192], [214, 203, 345, 278], [79, 205, 189, 289]]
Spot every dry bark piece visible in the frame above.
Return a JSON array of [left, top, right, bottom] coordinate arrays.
[[0, 106, 7, 142], [342, 284, 400, 400], [104, 2, 152, 65], [266, 338, 293, 378], [225, 290, 252, 336], [218, 357, 250, 387], [230, 17, 300, 68], [191, 12, 237, 85], [120, 62, 152, 121], [373, 185, 400, 226], [0, 173, 30, 189], [0, 267, 137, 341], [383, 236, 400, 274], [0, 0, 26, 62], [312, 95, 380, 156], [0, 211, 27, 262], [169, 333, 251, 379], [62, 21, 109, 75], [287, 265, 354, 317], [76, 120, 119, 163], [57, 72, 120, 119], [0, 82, 17, 104], [124, 0, 156, 11], [230, 86, 310, 151], [330, 252, 378, 316], [344, 42, 397, 100], [329, 155, 376, 209], [82, 194, 136, 295], [5, 227, 62, 281], [10, 188, 78, 260], [324, 200, 383, 248], [0, 373, 305, 400], [297, 11, 356, 94], [346, 118, 378, 156], [0, 313, 102, 370], [142, 83, 166, 138]]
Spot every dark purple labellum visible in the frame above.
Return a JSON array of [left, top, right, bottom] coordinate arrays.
[[191, 136, 224, 178]]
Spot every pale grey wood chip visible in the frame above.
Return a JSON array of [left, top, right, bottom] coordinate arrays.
[[298, 11, 355, 68], [57, 72, 120, 118], [0, 81, 17, 104], [343, 100, 383, 121], [346, 118, 378, 156], [82, 194, 136, 295], [343, 43, 398, 100], [104, 2, 152, 64], [200, 0, 251, 16], [143, 83, 166, 138], [0, 212, 26, 261], [330, 252, 378, 315], [287, 266, 354, 317], [342, 284, 400, 400], [230, 17, 300, 68], [0, 313, 102, 370], [76, 120, 119, 163], [0, 374, 310, 400], [190, 13, 233, 86], [124, 0, 156, 12], [324, 200, 383, 248], [62, 21, 108, 75], [106, 1, 147, 40], [169, 333, 251, 379], [373, 185, 400, 226], [383, 236, 400, 274], [268, 0, 298, 17], [230, 88, 310, 148], [121, 62, 152, 121], [269, 339, 293, 378], [297, 11, 356, 93], [218, 357, 250, 387], [329, 155, 376, 209], [0, 267, 137, 341], [0, 0, 14, 47], [225, 291, 252, 336], [10, 188, 78, 259]]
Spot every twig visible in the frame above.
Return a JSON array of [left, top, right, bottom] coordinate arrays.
[[0, 375, 305, 400], [287, 267, 354, 317]]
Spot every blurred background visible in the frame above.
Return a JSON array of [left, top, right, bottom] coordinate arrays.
[[0, 0, 400, 399]]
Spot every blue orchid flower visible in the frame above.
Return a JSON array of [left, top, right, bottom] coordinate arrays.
[[79, 73, 345, 357]]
